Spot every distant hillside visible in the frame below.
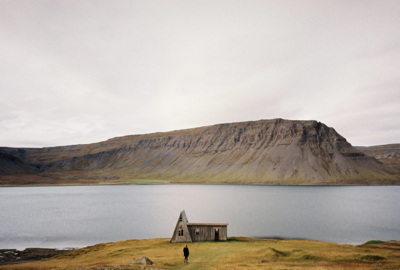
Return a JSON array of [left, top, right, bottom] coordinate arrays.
[[356, 144, 400, 172], [0, 150, 36, 175], [1, 119, 399, 185]]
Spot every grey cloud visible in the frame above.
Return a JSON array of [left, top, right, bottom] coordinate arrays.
[[1, 0, 400, 147]]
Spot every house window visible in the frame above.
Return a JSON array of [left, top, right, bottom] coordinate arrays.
[[178, 229, 184, 236], [195, 229, 200, 236]]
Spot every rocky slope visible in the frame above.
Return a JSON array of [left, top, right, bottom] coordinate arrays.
[[0, 248, 70, 266], [0, 150, 36, 175], [1, 119, 399, 185], [356, 144, 400, 172]]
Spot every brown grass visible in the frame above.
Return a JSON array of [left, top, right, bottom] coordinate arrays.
[[1, 237, 399, 270]]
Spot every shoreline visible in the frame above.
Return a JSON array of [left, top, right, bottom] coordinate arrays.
[[2, 181, 400, 188], [0, 248, 72, 266]]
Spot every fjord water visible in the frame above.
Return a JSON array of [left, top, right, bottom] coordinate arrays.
[[0, 185, 399, 249]]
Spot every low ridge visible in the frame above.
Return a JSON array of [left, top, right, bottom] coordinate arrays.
[[356, 144, 400, 172]]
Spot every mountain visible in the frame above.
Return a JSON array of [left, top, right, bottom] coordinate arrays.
[[1, 119, 399, 185]]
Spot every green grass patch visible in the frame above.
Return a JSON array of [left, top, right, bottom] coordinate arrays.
[[100, 178, 172, 185], [129, 179, 171, 184]]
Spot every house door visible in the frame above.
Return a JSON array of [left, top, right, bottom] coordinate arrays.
[[215, 229, 219, 241]]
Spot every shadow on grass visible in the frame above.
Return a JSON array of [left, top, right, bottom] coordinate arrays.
[[227, 238, 243, 242], [254, 236, 311, 241]]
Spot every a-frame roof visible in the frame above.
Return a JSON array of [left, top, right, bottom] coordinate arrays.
[[181, 210, 189, 224], [170, 210, 192, 242]]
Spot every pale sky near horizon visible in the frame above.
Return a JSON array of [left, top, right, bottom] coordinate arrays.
[[1, 0, 400, 148]]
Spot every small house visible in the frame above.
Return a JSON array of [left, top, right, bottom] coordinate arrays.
[[170, 210, 228, 243]]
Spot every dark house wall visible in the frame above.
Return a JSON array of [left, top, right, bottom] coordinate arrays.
[[188, 225, 227, 241]]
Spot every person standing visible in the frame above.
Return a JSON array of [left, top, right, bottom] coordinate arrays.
[[183, 245, 189, 263]]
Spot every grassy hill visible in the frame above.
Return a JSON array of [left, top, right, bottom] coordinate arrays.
[[1, 237, 400, 269]]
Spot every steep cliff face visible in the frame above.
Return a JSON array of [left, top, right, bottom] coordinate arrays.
[[1, 119, 398, 184]]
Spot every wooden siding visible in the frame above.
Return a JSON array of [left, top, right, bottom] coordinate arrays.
[[187, 225, 228, 241], [170, 211, 228, 243], [170, 212, 192, 243]]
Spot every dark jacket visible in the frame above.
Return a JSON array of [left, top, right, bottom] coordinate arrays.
[[183, 247, 189, 257]]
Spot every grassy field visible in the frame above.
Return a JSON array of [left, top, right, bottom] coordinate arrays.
[[2, 237, 400, 270]]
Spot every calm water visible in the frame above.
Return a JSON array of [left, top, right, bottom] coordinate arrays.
[[0, 185, 399, 249]]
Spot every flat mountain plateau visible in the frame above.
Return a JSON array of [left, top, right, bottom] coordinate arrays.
[[1, 119, 399, 185], [1, 237, 400, 270]]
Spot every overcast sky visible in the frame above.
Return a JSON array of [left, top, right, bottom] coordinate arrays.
[[1, 0, 399, 148]]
